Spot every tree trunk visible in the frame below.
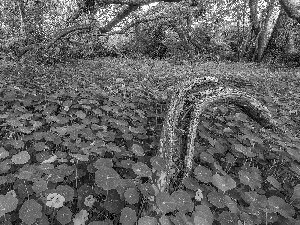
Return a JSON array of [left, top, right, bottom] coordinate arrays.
[[253, 0, 281, 62], [262, 9, 299, 66], [279, 0, 300, 23], [16, 0, 27, 38]]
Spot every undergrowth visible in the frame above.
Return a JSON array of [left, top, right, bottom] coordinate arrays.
[[0, 58, 299, 225]]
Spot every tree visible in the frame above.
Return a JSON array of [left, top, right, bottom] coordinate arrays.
[[241, 0, 300, 64]]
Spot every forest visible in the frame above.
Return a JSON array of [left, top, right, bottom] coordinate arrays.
[[0, 0, 299, 225]]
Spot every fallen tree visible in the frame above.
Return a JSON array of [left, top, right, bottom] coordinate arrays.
[[156, 76, 297, 193]]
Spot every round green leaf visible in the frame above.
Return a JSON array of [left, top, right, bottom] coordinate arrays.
[[0, 192, 18, 217], [193, 204, 214, 225], [95, 167, 121, 190], [19, 199, 42, 225], [56, 206, 72, 225], [131, 144, 144, 156], [138, 216, 158, 225], [132, 162, 152, 177], [56, 185, 74, 202], [0, 147, 9, 159], [156, 192, 177, 214], [124, 188, 140, 204], [194, 165, 213, 183], [11, 151, 30, 164], [120, 207, 137, 225], [150, 156, 166, 171], [212, 174, 236, 192], [171, 190, 194, 212]]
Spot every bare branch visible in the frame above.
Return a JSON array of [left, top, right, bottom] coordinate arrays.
[[45, 24, 92, 49], [99, 5, 140, 33], [96, 0, 179, 5], [111, 16, 172, 34]]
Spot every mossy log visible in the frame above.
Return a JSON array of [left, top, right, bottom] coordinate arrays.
[[156, 76, 286, 193]]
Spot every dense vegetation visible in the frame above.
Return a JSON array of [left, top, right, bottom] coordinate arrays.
[[0, 58, 299, 225], [0, 0, 300, 224]]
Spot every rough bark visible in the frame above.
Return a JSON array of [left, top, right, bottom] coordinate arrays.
[[16, 0, 27, 38], [262, 9, 299, 65], [248, 0, 260, 35], [254, 0, 281, 62], [156, 76, 283, 193]]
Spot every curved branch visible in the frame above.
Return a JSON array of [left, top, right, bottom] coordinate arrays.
[[184, 87, 282, 179], [45, 24, 92, 49], [99, 5, 140, 33], [96, 0, 179, 4], [157, 76, 285, 193], [279, 0, 300, 23]]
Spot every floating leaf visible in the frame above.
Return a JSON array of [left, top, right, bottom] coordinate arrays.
[[129, 126, 146, 134], [234, 144, 256, 157], [56, 185, 74, 202], [138, 183, 155, 197], [0, 147, 9, 159], [103, 190, 124, 213], [193, 204, 214, 225], [94, 158, 113, 169], [293, 184, 300, 199], [268, 196, 295, 218], [34, 142, 47, 151], [11, 151, 30, 164], [36, 152, 51, 163], [132, 162, 152, 177], [131, 144, 144, 156], [212, 174, 236, 192], [199, 152, 214, 163], [266, 176, 281, 189], [32, 179, 48, 194], [56, 206, 72, 225], [19, 199, 42, 225], [207, 190, 226, 208], [35, 214, 50, 225], [73, 209, 89, 225], [120, 207, 137, 225], [75, 110, 86, 119], [159, 215, 172, 225], [106, 142, 122, 153], [69, 153, 89, 162], [238, 169, 262, 190], [171, 190, 193, 212], [182, 177, 201, 190], [224, 195, 238, 213], [46, 193, 65, 208], [194, 165, 213, 183], [124, 188, 140, 204], [0, 192, 18, 217], [95, 167, 121, 190], [0, 176, 7, 185], [41, 155, 57, 164], [138, 216, 158, 225], [15, 180, 34, 199], [287, 147, 300, 162], [218, 211, 239, 225], [0, 160, 11, 173], [156, 192, 177, 214], [10, 140, 24, 149], [290, 162, 300, 176], [150, 156, 166, 171]]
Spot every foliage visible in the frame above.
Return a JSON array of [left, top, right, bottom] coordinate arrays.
[[0, 58, 299, 224]]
